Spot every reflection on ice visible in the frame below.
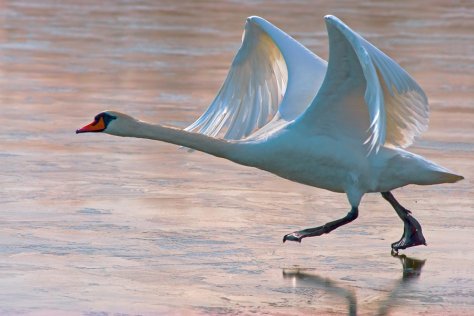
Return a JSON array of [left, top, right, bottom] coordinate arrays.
[[396, 253, 426, 281], [283, 254, 426, 315], [283, 268, 357, 315], [376, 254, 426, 316]]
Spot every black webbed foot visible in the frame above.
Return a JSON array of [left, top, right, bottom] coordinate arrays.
[[283, 225, 329, 243], [283, 232, 303, 243], [283, 207, 358, 243], [391, 211, 427, 253], [382, 192, 427, 253]]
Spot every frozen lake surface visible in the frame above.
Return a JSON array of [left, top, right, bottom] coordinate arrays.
[[1, 0, 473, 315]]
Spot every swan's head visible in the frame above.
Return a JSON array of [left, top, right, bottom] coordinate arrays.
[[76, 111, 137, 136]]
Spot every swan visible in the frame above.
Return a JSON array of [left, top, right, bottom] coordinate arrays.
[[77, 15, 463, 252]]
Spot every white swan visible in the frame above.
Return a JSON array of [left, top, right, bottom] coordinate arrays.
[[77, 15, 463, 252]]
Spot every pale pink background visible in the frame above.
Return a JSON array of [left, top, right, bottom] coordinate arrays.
[[0, 0, 473, 314]]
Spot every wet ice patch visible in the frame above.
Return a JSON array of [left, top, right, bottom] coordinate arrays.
[[77, 207, 112, 215]]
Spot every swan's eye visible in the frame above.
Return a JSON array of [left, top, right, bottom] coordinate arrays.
[[102, 113, 117, 125]]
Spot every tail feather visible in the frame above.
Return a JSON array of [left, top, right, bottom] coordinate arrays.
[[388, 149, 464, 186], [436, 171, 464, 184], [417, 161, 464, 185]]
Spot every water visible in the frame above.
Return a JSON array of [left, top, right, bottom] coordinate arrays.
[[1, 0, 473, 315]]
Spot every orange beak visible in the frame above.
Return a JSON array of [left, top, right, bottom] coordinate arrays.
[[76, 117, 106, 133]]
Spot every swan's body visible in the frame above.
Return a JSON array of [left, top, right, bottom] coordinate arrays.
[[78, 16, 463, 251]]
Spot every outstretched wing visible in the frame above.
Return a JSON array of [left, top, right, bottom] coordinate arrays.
[[300, 15, 429, 153], [185, 16, 326, 140]]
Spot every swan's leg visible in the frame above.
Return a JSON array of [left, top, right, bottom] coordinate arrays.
[[283, 207, 358, 243], [381, 192, 427, 253]]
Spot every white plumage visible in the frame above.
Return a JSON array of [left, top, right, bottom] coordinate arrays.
[[185, 16, 429, 154], [78, 15, 463, 250], [185, 16, 327, 140]]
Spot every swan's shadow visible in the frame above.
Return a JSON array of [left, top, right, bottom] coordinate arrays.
[[282, 254, 425, 316]]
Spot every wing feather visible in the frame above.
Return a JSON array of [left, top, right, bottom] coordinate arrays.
[[301, 16, 429, 153], [185, 16, 327, 141], [366, 42, 429, 148], [184, 18, 287, 140]]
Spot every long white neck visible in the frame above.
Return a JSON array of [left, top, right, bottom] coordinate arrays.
[[108, 118, 256, 166]]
